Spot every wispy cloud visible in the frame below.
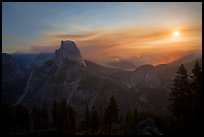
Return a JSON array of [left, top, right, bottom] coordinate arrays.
[[2, 2, 202, 65], [18, 24, 200, 64]]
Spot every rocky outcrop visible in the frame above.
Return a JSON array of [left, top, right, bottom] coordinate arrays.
[[130, 65, 161, 88], [55, 40, 86, 67], [2, 53, 26, 105], [137, 119, 162, 135], [2, 53, 24, 82]]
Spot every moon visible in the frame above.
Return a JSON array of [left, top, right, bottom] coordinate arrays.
[[173, 31, 180, 37]]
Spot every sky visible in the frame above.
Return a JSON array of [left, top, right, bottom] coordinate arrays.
[[2, 2, 202, 65]]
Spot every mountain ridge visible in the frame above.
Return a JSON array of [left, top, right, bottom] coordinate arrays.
[[2, 41, 202, 116]]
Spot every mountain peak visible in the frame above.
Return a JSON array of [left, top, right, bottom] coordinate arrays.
[[55, 40, 86, 67], [61, 40, 75, 46]]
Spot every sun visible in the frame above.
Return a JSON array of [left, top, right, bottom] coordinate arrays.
[[173, 31, 180, 37]]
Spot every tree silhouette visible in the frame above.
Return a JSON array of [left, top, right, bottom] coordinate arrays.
[[33, 105, 41, 131], [51, 100, 58, 130], [66, 104, 76, 135], [191, 61, 202, 116], [80, 105, 90, 133], [15, 105, 30, 129], [190, 61, 202, 134], [169, 64, 192, 119], [132, 108, 139, 134], [40, 104, 49, 129], [103, 96, 119, 134], [51, 99, 76, 134], [90, 106, 99, 134]]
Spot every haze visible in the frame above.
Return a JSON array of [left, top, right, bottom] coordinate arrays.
[[2, 2, 202, 65]]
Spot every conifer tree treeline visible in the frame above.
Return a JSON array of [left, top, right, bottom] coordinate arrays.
[[1, 61, 202, 135], [51, 99, 76, 135], [190, 61, 203, 134], [169, 61, 202, 135], [169, 64, 192, 119], [103, 96, 119, 135]]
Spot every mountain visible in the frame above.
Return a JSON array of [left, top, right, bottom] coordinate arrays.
[[2, 40, 202, 117], [2, 53, 24, 82], [106, 59, 136, 70], [12, 52, 54, 71], [154, 53, 202, 92], [2, 53, 26, 105], [15, 41, 135, 116], [55, 40, 86, 67], [168, 53, 202, 74], [169, 53, 201, 66], [130, 64, 161, 89]]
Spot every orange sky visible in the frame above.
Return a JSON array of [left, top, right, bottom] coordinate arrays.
[[35, 24, 201, 65], [3, 2, 202, 66]]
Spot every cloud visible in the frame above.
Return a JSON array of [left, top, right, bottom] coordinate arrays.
[[48, 31, 102, 40], [5, 24, 201, 65], [28, 44, 58, 53]]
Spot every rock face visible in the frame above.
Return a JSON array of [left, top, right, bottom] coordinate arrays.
[[55, 40, 86, 67], [3, 42, 202, 117], [11, 40, 168, 115], [130, 65, 161, 88], [2, 53, 24, 82], [2, 53, 26, 105], [14, 41, 132, 115]]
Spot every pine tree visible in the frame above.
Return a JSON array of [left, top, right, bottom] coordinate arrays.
[[190, 61, 202, 134], [103, 96, 119, 135], [51, 100, 58, 129], [2, 104, 15, 131], [169, 64, 192, 119], [80, 105, 90, 133], [15, 105, 30, 129], [59, 99, 68, 133], [51, 99, 76, 134], [191, 61, 202, 115], [90, 106, 99, 134], [132, 108, 139, 134], [119, 113, 125, 134], [67, 104, 76, 135], [33, 106, 41, 131], [124, 111, 134, 135], [40, 104, 49, 129]]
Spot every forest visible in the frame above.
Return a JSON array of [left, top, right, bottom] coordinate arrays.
[[1, 61, 202, 135]]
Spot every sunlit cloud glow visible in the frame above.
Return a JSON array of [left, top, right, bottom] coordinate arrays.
[[2, 2, 202, 65]]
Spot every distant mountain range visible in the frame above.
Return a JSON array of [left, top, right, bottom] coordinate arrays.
[[2, 40, 202, 117]]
